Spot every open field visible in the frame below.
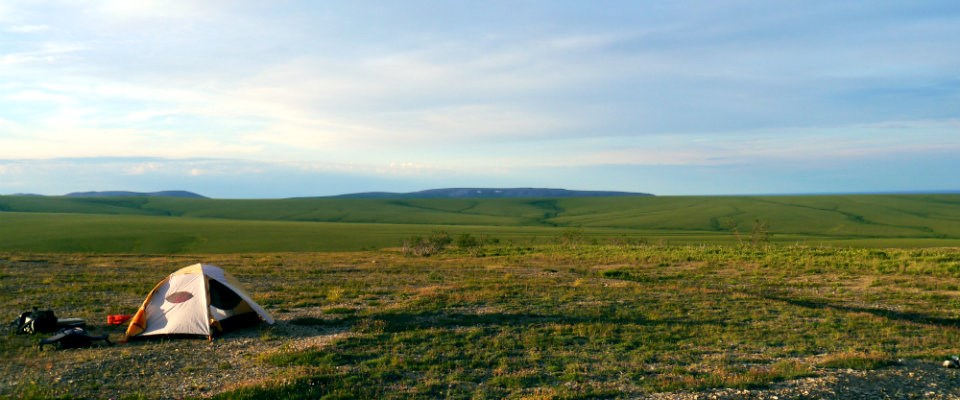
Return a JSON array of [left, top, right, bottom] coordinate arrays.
[[2, 194, 960, 252], [5, 245, 960, 398], [3, 194, 960, 398]]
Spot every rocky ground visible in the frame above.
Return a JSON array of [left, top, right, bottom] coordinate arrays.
[[652, 360, 960, 399], [6, 316, 960, 400], [2, 308, 351, 399], [4, 297, 960, 400]]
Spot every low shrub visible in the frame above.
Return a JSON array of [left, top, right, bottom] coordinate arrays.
[[401, 231, 452, 256]]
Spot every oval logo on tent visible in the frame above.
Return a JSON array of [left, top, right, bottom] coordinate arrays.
[[165, 291, 194, 303]]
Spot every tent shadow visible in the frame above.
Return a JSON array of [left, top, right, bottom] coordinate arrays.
[[763, 293, 960, 329], [210, 308, 728, 344], [315, 309, 729, 334]]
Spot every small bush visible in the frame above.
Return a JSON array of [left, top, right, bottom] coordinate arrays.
[[558, 228, 585, 249], [456, 233, 479, 249], [611, 236, 648, 247], [326, 286, 345, 302], [601, 269, 632, 279], [354, 318, 386, 334], [401, 231, 452, 256], [751, 219, 771, 245], [456, 233, 496, 256]]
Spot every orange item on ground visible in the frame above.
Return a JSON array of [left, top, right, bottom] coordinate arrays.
[[107, 314, 133, 325]]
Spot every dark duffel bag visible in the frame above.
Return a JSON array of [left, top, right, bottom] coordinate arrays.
[[13, 308, 58, 334]]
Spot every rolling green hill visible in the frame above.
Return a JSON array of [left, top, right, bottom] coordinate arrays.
[[1, 194, 959, 252], [0, 212, 582, 253]]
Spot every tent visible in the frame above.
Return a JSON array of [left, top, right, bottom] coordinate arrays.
[[125, 263, 274, 339]]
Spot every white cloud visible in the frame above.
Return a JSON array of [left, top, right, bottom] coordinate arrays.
[[83, 0, 218, 22], [207, 37, 624, 149], [0, 44, 88, 65], [556, 120, 960, 167], [0, 116, 20, 132], [3, 89, 72, 103], [6, 24, 49, 33], [374, 162, 441, 176], [0, 164, 23, 175], [125, 162, 161, 175], [0, 125, 262, 160], [412, 105, 568, 140]]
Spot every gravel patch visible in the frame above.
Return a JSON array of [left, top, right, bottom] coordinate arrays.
[[651, 359, 960, 399], [1, 310, 350, 400], [7, 330, 960, 400]]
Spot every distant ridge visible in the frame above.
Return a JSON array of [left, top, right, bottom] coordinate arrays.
[[65, 190, 208, 199], [329, 188, 653, 199]]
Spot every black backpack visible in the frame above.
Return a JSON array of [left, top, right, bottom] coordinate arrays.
[[38, 327, 112, 350], [13, 308, 58, 334]]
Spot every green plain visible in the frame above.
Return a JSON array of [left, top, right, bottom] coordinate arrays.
[[4, 194, 960, 398], [2, 194, 960, 252]]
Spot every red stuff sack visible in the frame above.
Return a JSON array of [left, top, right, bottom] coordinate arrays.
[[107, 314, 132, 325]]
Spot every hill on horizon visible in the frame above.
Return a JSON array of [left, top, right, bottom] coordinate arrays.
[[64, 190, 207, 199], [327, 188, 653, 199]]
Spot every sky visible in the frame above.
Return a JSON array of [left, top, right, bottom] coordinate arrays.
[[1, 1, 958, 198]]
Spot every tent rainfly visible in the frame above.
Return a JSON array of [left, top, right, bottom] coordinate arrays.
[[125, 263, 274, 339]]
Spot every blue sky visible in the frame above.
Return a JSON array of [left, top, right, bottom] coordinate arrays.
[[1, 1, 958, 198]]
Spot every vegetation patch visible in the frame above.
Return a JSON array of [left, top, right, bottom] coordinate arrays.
[[4, 245, 960, 398], [818, 351, 900, 370], [4, 194, 960, 253]]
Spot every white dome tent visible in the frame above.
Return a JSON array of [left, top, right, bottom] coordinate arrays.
[[125, 263, 274, 339]]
